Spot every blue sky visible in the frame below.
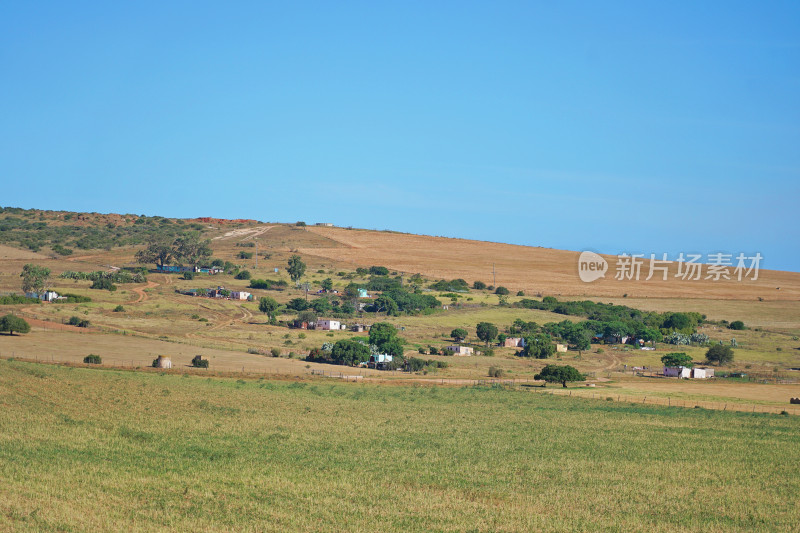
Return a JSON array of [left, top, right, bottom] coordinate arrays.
[[2, 2, 799, 270]]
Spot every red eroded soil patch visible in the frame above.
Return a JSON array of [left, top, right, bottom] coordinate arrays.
[[190, 217, 258, 225]]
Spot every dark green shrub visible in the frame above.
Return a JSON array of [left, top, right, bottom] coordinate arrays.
[[191, 355, 209, 368], [90, 278, 117, 291], [235, 270, 251, 280], [113, 305, 125, 312], [83, 354, 102, 364], [728, 320, 745, 330], [706, 344, 734, 365], [270, 348, 281, 357], [68, 316, 90, 328], [488, 366, 504, 378], [183, 271, 194, 280], [495, 286, 509, 295]]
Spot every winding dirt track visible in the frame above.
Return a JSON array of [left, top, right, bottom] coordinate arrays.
[[131, 281, 160, 303]]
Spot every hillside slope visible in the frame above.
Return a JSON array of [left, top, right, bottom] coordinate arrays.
[[299, 227, 800, 300]]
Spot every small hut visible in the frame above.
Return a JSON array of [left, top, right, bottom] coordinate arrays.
[[153, 355, 172, 369]]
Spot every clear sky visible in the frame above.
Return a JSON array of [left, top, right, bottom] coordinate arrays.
[[2, 2, 799, 270]]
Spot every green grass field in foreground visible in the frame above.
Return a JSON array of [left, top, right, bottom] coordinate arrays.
[[1, 360, 798, 532]]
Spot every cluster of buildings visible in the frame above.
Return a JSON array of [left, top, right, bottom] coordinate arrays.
[[156, 265, 224, 274], [178, 287, 252, 301], [501, 337, 568, 352], [663, 366, 715, 379], [297, 319, 369, 332]]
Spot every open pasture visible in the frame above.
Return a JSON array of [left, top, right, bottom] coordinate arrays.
[[0, 360, 798, 532]]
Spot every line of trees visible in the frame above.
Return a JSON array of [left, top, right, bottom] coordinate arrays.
[[517, 297, 703, 335]]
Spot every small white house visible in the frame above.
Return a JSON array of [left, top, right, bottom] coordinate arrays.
[[503, 337, 524, 348], [26, 291, 59, 302], [664, 366, 692, 378], [445, 345, 474, 356], [230, 291, 251, 300], [316, 319, 340, 331], [691, 367, 715, 379]]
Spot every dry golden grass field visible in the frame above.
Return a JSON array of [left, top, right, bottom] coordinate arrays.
[[301, 226, 800, 300], [1, 214, 799, 411]]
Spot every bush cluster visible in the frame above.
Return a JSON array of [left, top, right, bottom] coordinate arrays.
[[68, 316, 90, 328]]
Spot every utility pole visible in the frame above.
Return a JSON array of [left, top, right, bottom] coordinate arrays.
[[254, 239, 258, 269], [492, 263, 496, 287]]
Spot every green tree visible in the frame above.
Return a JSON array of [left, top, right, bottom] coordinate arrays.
[[321, 278, 334, 292], [535, 364, 584, 388], [330, 339, 371, 366], [706, 344, 734, 365], [639, 327, 663, 346], [473, 281, 486, 290], [135, 235, 176, 268], [372, 295, 399, 316], [0, 314, 31, 335], [296, 309, 317, 327], [380, 339, 405, 358], [343, 283, 361, 300], [369, 322, 399, 352], [728, 320, 745, 330], [494, 286, 509, 295], [476, 322, 498, 347], [573, 336, 591, 351], [174, 232, 212, 266], [287, 255, 306, 283], [522, 333, 556, 358], [286, 298, 309, 311], [20, 264, 50, 295], [661, 352, 694, 368], [258, 296, 280, 324], [311, 297, 332, 315], [450, 328, 468, 343]]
